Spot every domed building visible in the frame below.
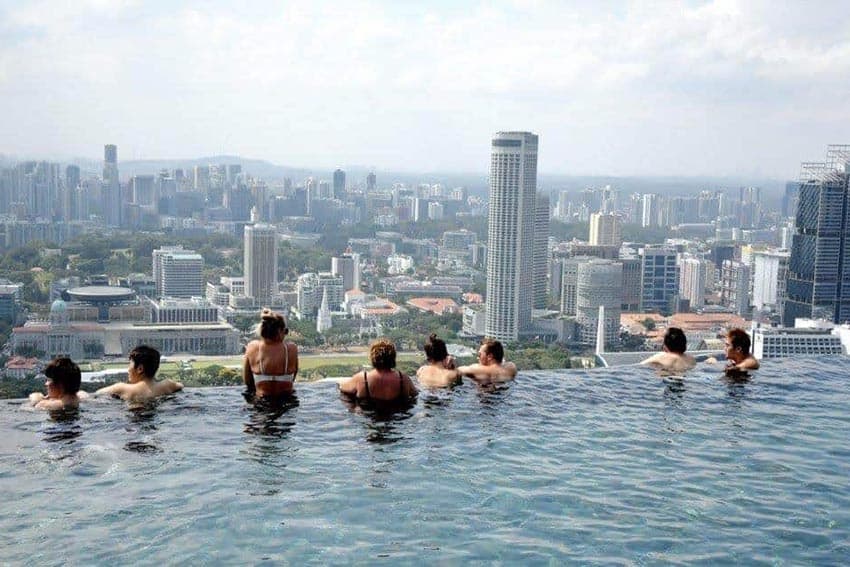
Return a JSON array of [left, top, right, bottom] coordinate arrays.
[[12, 299, 105, 360]]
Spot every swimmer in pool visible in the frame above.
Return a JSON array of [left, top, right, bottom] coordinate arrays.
[[415, 333, 461, 388], [457, 339, 517, 384], [640, 327, 696, 373], [28, 357, 87, 410], [243, 308, 299, 399], [724, 328, 760, 373], [339, 339, 417, 402], [95, 345, 182, 402]]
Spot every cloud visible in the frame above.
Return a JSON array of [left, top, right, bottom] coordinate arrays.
[[0, 0, 849, 176]]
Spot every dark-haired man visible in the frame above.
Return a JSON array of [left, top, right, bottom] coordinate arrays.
[[457, 339, 517, 384], [29, 357, 87, 410], [640, 327, 696, 373], [724, 328, 760, 371], [96, 345, 182, 402]]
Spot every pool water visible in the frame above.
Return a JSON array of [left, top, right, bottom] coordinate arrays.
[[2, 359, 849, 564]]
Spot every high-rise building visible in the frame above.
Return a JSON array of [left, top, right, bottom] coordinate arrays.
[[752, 249, 790, 313], [485, 131, 538, 341], [588, 212, 622, 246], [333, 169, 346, 200], [576, 259, 623, 344], [244, 224, 278, 305], [366, 172, 377, 192], [560, 256, 590, 316], [103, 144, 121, 226], [641, 194, 659, 228], [533, 192, 550, 309], [331, 253, 361, 292], [678, 256, 708, 310], [720, 259, 751, 316], [784, 145, 850, 324], [639, 245, 679, 315], [152, 246, 205, 298]]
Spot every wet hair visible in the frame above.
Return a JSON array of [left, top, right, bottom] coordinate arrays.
[[43, 357, 81, 395], [423, 333, 448, 362], [727, 328, 751, 354], [481, 339, 505, 363], [663, 327, 688, 354], [370, 339, 397, 370], [129, 345, 161, 378], [257, 308, 288, 340]]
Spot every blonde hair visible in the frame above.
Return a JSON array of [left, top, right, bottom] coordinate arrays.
[[256, 308, 287, 340]]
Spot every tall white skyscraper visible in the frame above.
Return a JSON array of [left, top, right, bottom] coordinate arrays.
[[244, 224, 278, 305], [678, 255, 708, 310], [485, 131, 538, 342]]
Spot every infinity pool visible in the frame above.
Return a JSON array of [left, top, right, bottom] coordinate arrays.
[[2, 359, 849, 564]]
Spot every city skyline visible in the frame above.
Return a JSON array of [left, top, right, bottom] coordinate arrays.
[[1, 2, 849, 178]]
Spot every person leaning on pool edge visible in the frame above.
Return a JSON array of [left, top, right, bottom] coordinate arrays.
[[457, 338, 517, 384], [28, 357, 87, 410], [243, 308, 299, 399], [725, 328, 760, 371], [416, 333, 461, 388], [96, 345, 182, 402], [640, 327, 696, 373], [339, 338, 417, 402]]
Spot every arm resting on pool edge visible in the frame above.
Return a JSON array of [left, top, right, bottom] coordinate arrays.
[[338, 373, 360, 396], [243, 354, 255, 394], [94, 383, 127, 397]]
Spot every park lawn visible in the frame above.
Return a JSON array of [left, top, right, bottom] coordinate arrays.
[[93, 353, 423, 373]]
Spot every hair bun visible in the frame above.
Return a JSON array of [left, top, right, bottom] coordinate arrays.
[[429, 333, 437, 341], [261, 308, 275, 320]]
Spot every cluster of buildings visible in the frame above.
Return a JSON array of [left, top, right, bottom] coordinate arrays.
[[4, 138, 850, 372]]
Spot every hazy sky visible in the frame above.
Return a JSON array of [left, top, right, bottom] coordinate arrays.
[[1, 0, 848, 178]]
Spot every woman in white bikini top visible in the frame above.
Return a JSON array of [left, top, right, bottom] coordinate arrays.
[[243, 309, 299, 398]]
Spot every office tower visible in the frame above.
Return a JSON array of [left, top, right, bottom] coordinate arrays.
[[641, 194, 659, 228], [639, 245, 679, 315], [102, 144, 121, 226], [576, 259, 623, 344], [560, 256, 590, 316], [331, 253, 361, 292], [720, 260, 751, 316], [333, 169, 346, 200], [193, 165, 210, 193], [65, 165, 80, 194], [412, 198, 430, 222], [226, 164, 242, 185], [738, 186, 762, 228], [784, 145, 850, 324], [152, 246, 204, 298], [533, 193, 550, 309], [752, 249, 790, 312], [485, 132, 538, 341], [131, 175, 157, 206], [366, 172, 377, 192], [620, 257, 642, 311], [678, 256, 707, 310], [244, 224, 278, 305], [782, 181, 799, 219], [428, 201, 444, 221], [588, 212, 622, 246]]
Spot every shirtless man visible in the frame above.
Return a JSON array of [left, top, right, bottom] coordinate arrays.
[[28, 357, 87, 410], [96, 345, 182, 402], [640, 327, 696, 373], [457, 339, 517, 384], [724, 328, 760, 372]]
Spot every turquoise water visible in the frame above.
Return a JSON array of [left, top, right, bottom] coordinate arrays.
[[2, 359, 849, 564]]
